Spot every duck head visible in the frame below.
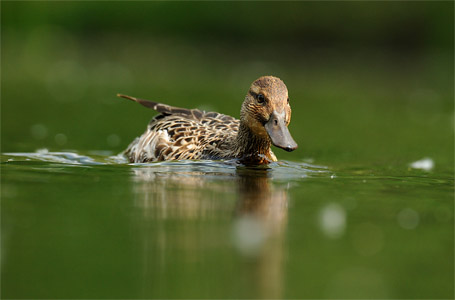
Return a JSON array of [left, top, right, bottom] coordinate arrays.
[[240, 76, 298, 152]]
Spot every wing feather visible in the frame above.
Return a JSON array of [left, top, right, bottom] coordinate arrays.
[[119, 93, 241, 162], [117, 93, 236, 122]]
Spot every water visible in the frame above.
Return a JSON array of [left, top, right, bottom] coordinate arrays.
[[1, 150, 453, 298]]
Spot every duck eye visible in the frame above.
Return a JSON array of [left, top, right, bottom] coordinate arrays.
[[287, 97, 290, 104], [257, 94, 265, 103]]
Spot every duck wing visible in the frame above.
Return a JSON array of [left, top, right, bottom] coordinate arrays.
[[119, 93, 241, 162], [117, 93, 236, 123]]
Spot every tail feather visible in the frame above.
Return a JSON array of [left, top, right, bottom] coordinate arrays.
[[117, 93, 204, 119], [117, 94, 159, 110]]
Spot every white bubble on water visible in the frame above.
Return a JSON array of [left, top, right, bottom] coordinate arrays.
[[36, 148, 49, 154], [397, 208, 420, 230], [319, 203, 346, 239], [231, 216, 267, 257], [410, 158, 434, 171]]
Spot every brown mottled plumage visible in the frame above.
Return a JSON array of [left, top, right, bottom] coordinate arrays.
[[119, 76, 297, 164]]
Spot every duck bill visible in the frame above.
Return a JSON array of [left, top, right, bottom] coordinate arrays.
[[264, 111, 298, 152]]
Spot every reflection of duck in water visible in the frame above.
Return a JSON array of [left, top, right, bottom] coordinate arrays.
[[132, 166, 288, 298], [132, 163, 288, 299], [234, 168, 288, 298], [132, 166, 288, 226], [235, 168, 288, 232], [118, 76, 297, 164]]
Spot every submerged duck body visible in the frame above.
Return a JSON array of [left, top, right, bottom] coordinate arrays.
[[120, 76, 298, 164]]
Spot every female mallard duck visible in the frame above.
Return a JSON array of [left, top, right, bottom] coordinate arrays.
[[118, 76, 297, 164]]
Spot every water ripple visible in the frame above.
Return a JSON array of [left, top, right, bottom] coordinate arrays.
[[2, 149, 329, 180]]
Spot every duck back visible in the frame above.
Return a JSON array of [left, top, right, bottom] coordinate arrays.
[[119, 95, 240, 162]]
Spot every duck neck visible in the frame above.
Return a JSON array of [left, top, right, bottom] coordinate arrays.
[[235, 122, 272, 163]]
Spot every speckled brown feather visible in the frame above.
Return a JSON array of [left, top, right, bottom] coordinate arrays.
[[118, 94, 241, 162], [119, 76, 296, 164]]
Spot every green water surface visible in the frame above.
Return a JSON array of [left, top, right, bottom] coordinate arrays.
[[1, 152, 453, 298]]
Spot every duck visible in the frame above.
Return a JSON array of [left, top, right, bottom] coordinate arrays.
[[118, 75, 298, 164]]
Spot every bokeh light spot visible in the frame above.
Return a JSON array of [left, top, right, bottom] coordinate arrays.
[[319, 203, 346, 239], [30, 124, 48, 140], [231, 216, 267, 257], [54, 133, 67, 146], [397, 208, 420, 230]]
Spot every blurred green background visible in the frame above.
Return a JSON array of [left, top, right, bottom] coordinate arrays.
[[2, 1, 453, 168]]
